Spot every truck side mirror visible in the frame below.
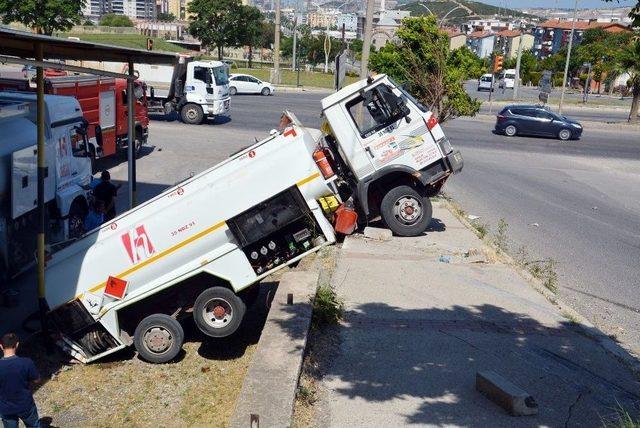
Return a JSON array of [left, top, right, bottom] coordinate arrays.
[[150, 86, 155, 100], [95, 125, 103, 147]]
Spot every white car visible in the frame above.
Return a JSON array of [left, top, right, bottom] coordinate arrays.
[[498, 69, 516, 89], [228, 74, 275, 96], [477, 73, 494, 91]]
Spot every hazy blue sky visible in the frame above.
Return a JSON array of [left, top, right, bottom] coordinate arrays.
[[480, 0, 635, 9]]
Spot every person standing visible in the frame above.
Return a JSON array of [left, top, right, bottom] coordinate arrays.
[[93, 170, 121, 222], [0, 333, 41, 428]]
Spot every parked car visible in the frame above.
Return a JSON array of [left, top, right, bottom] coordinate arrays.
[[477, 73, 494, 91], [228, 74, 275, 96], [495, 105, 583, 141]]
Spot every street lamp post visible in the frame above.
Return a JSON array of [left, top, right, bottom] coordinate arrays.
[[360, 0, 374, 78], [513, 24, 525, 100], [558, 0, 579, 115]]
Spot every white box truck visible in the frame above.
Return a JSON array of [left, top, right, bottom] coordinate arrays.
[[0, 92, 93, 283], [43, 74, 463, 363]]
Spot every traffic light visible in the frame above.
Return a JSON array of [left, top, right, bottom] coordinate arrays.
[[493, 55, 504, 73], [146, 38, 153, 51]]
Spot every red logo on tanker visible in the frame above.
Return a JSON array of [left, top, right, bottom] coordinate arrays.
[[121, 225, 156, 264], [177, 187, 184, 195], [248, 150, 256, 158]]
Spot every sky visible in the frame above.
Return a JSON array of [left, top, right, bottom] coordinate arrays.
[[478, 0, 636, 9]]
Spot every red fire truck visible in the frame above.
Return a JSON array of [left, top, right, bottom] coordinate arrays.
[[0, 76, 149, 170]]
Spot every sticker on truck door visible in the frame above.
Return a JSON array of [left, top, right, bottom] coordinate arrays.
[[121, 225, 156, 264]]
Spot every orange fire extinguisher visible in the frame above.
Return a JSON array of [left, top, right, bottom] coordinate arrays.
[[313, 148, 335, 179]]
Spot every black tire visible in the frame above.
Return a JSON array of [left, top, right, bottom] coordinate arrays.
[[261, 87, 271, 96], [180, 103, 204, 125], [193, 287, 246, 338], [68, 198, 88, 238], [134, 313, 184, 364], [380, 185, 433, 237], [558, 128, 572, 141], [229, 86, 237, 96], [504, 124, 517, 137]]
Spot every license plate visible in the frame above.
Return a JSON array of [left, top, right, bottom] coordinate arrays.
[[454, 153, 462, 163]]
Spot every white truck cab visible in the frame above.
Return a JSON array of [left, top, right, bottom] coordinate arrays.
[[141, 57, 231, 125], [42, 75, 462, 363], [0, 92, 92, 281]]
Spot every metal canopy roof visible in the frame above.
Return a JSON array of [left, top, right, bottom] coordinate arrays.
[[0, 27, 177, 65]]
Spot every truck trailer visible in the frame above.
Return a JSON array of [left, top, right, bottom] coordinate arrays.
[[42, 75, 463, 363]]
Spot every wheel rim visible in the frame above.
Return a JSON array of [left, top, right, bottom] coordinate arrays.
[[393, 196, 423, 225], [505, 125, 516, 136], [202, 298, 233, 329], [143, 326, 173, 354], [560, 130, 570, 140], [186, 108, 198, 121]]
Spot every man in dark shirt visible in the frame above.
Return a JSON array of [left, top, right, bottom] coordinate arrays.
[[93, 170, 120, 221], [0, 333, 41, 428]]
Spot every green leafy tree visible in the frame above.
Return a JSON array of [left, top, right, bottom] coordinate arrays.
[[448, 46, 484, 79], [83, 19, 94, 26], [157, 12, 176, 22], [236, 5, 264, 68], [369, 16, 480, 123], [100, 14, 134, 27], [0, 0, 85, 35], [617, 39, 640, 123], [188, 0, 243, 59]]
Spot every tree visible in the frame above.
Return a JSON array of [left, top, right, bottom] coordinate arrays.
[[236, 5, 263, 68], [83, 19, 95, 26], [188, 0, 244, 60], [617, 39, 640, 123], [100, 14, 134, 27], [0, 0, 85, 35], [157, 12, 176, 22], [447, 46, 484, 79], [369, 16, 480, 123]]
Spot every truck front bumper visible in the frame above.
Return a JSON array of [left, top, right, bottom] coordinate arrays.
[[204, 97, 231, 116], [446, 150, 464, 174]]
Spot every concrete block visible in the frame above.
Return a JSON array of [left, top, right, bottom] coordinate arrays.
[[476, 370, 538, 416], [363, 226, 392, 241]]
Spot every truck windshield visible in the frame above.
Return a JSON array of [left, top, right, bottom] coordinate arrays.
[[389, 78, 429, 113], [212, 67, 229, 86], [347, 84, 405, 138]]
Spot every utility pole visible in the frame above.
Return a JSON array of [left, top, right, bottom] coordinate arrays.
[[513, 26, 524, 100], [292, 16, 297, 71], [361, 0, 374, 78], [272, 0, 281, 84], [559, 0, 579, 115]]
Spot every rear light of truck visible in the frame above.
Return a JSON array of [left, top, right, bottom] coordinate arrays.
[[426, 115, 438, 130]]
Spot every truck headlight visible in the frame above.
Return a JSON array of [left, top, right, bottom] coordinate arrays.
[[439, 138, 453, 154]]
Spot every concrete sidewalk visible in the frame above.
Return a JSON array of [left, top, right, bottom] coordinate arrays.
[[316, 204, 640, 427]]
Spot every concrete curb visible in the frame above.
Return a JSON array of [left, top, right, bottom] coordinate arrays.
[[229, 270, 320, 428], [436, 197, 640, 375], [274, 86, 332, 94]]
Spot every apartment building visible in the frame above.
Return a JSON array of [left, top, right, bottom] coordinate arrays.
[[495, 30, 534, 59], [82, 0, 156, 20]]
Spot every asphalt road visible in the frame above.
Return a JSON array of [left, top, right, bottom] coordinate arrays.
[[73, 91, 640, 355]]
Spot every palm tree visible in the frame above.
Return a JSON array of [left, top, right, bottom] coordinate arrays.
[[618, 39, 640, 124]]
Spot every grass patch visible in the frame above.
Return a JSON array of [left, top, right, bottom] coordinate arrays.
[[311, 284, 344, 330], [234, 68, 359, 89], [604, 404, 640, 427], [561, 310, 580, 325], [60, 33, 189, 53], [526, 258, 559, 293], [492, 218, 509, 252], [472, 221, 489, 239]]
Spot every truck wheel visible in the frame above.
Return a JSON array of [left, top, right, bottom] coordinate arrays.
[[134, 314, 184, 364], [193, 287, 246, 338], [180, 103, 204, 125], [380, 185, 433, 237], [68, 199, 87, 239]]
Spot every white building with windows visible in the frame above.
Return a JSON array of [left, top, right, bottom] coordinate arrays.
[[82, 0, 156, 20], [336, 13, 358, 32]]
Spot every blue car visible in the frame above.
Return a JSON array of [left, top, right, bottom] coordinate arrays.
[[495, 104, 583, 141]]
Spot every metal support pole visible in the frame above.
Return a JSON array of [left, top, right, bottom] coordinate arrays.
[[361, 0, 375, 78], [273, 0, 281, 84], [513, 29, 524, 100], [35, 43, 49, 332], [559, 0, 579, 115], [583, 62, 592, 104], [128, 60, 136, 209], [488, 72, 495, 113], [292, 16, 297, 72]]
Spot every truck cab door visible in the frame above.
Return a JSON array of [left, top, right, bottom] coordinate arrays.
[[188, 65, 210, 98], [341, 82, 439, 178]]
